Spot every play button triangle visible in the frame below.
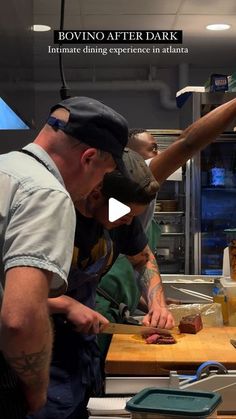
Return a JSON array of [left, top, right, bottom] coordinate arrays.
[[108, 198, 131, 222]]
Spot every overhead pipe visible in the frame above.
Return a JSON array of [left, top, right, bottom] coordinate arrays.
[[32, 63, 189, 110], [35, 79, 176, 109]]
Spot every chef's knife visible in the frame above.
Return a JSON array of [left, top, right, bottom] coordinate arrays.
[[100, 322, 173, 336]]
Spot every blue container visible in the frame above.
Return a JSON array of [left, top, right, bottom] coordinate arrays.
[[126, 387, 222, 418]]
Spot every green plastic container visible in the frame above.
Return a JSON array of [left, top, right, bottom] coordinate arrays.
[[126, 387, 222, 418]]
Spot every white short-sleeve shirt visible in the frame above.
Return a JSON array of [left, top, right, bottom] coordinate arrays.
[[0, 143, 76, 300]]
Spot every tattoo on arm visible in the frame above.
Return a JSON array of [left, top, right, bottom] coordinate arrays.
[[136, 252, 163, 306], [4, 321, 52, 385], [6, 346, 50, 380], [148, 283, 164, 306]]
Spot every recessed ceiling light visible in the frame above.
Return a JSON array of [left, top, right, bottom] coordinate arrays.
[[33, 24, 51, 32], [206, 24, 231, 31]]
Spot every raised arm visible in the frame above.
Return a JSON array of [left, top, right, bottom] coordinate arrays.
[[150, 98, 236, 184]]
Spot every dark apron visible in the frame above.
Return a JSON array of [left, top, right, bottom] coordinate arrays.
[[0, 353, 27, 418], [29, 231, 112, 419]]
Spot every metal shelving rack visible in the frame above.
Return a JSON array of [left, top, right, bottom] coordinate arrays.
[[150, 130, 189, 274]]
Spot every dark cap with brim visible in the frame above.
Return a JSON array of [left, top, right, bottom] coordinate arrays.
[[122, 148, 159, 192], [101, 148, 159, 204], [48, 96, 128, 174]]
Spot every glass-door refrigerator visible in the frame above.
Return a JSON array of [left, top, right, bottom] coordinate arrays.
[[191, 136, 236, 275], [178, 91, 236, 275]]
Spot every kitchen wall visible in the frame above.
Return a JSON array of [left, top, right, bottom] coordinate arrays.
[[1, 64, 234, 154], [0, 0, 235, 153], [34, 64, 236, 130]]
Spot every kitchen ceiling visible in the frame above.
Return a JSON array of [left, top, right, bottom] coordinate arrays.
[[33, 0, 236, 83]]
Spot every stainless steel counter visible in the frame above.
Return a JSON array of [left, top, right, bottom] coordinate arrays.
[[162, 274, 215, 303]]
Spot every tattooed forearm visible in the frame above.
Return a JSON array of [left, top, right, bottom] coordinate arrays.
[[139, 264, 156, 289], [137, 257, 161, 299], [133, 248, 165, 307], [148, 283, 165, 306], [129, 245, 165, 306], [133, 250, 159, 278], [5, 346, 50, 381], [140, 268, 163, 304]]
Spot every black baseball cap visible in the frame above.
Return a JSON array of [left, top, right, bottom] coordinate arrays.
[[47, 96, 128, 174], [122, 148, 159, 192], [102, 148, 159, 203]]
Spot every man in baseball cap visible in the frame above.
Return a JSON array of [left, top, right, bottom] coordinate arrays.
[[47, 96, 129, 175], [0, 96, 129, 418], [31, 149, 170, 419]]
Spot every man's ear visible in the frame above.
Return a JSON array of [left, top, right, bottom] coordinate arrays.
[[80, 148, 98, 167]]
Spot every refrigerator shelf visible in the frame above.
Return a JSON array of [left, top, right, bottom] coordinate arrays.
[[154, 211, 184, 215], [161, 232, 185, 236], [202, 187, 236, 191]]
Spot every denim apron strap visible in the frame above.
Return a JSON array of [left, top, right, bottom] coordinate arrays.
[[33, 231, 113, 419]]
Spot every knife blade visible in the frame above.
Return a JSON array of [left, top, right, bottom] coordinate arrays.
[[230, 339, 236, 349], [100, 322, 173, 336]]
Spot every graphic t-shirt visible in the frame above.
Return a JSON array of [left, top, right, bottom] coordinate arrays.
[[72, 210, 148, 273]]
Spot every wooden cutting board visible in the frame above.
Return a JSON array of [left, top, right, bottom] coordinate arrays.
[[105, 327, 236, 375]]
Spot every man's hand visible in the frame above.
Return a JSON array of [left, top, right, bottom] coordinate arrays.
[[142, 303, 175, 344], [51, 296, 109, 334], [66, 300, 109, 334], [142, 304, 175, 330]]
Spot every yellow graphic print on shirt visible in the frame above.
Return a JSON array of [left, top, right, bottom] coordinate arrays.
[[72, 236, 113, 273]]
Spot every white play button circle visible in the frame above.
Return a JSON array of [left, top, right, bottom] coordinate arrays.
[[108, 198, 131, 222]]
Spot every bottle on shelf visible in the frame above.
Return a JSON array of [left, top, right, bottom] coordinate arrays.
[[208, 145, 225, 187], [212, 278, 228, 325]]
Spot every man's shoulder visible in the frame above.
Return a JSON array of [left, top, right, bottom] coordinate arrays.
[[0, 148, 69, 197]]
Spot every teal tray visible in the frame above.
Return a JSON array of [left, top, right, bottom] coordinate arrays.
[[126, 387, 222, 417]]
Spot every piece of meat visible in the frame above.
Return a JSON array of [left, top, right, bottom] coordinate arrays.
[[178, 313, 203, 334], [146, 334, 176, 344]]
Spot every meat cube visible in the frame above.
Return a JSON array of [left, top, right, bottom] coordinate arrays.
[[178, 314, 203, 334]]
